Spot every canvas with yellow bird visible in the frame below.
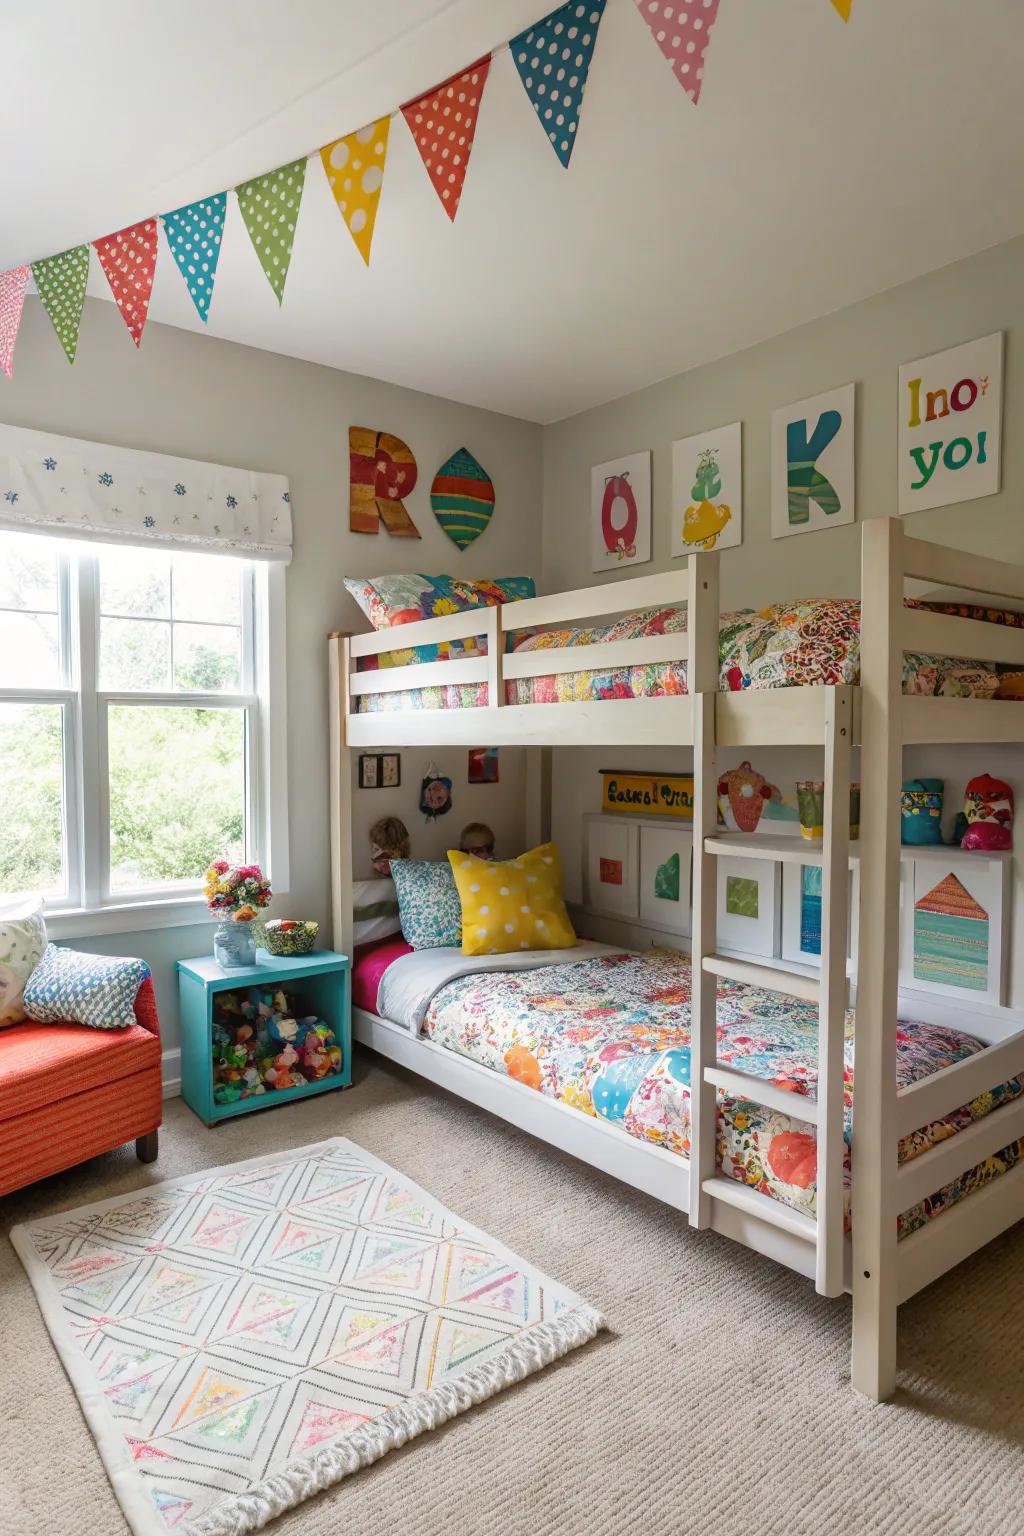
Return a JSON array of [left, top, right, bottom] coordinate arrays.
[[682, 446, 732, 550]]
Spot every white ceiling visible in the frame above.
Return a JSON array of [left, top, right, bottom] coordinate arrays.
[[4, 0, 1024, 423]]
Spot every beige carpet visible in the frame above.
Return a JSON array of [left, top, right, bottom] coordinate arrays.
[[3, 1055, 1022, 1536]]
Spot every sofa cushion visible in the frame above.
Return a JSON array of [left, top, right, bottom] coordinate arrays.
[[24, 945, 150, 1029], [0, 1020, 160, 1120]]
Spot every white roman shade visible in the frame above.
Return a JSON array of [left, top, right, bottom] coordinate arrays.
[[0, 421, 292, 561]]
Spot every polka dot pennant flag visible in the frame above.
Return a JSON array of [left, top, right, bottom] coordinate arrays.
[[30, 245, 90, 364], [511, 0, 607, 169], [401, 56, 491, 221], [320, 117, 391, 266], [236, 156, 307, 304], [431, 446, 495, 550], [831, 0, 852, 17], [0, 265, 30, 379], [92, 218, 158, 347], [633, 0, 721, 105], [161, 193, 227, 323]]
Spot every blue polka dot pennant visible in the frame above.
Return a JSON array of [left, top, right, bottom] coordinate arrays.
[[160, 193, 227, 323], [510, 0, 607, 168]]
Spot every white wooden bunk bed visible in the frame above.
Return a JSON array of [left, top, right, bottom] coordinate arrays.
[[328, 517, 1024, 1402]]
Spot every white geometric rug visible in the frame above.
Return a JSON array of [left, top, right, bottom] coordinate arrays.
[[11, 1137, 603, 1536]]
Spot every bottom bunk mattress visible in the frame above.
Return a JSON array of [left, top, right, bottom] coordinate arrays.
[[410, 949, 1024, 1237]]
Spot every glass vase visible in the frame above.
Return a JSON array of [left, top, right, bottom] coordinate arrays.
[[213, 918, 257, 969]]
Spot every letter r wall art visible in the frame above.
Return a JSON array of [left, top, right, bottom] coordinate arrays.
[[770, 383, 856, 540]]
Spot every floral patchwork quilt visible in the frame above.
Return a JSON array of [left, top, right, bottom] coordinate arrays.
[[356, 598, 1002, 712], [421, 950, 1024, 1237]]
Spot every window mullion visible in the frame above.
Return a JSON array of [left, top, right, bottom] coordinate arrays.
[[75, 551, 103, 908]]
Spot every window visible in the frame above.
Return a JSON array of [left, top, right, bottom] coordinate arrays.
[[0, 531, 287, 928]]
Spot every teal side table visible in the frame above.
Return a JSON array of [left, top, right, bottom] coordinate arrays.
[[176, 949, 351, 1127]]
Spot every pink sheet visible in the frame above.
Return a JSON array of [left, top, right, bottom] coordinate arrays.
[[352, 936, 412, 1013]]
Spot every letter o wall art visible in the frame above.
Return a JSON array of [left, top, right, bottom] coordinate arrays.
[[770, 383, 856, 540]]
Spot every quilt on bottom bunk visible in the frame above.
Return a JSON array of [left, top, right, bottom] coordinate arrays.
[[420, 950, 1024, 1237]]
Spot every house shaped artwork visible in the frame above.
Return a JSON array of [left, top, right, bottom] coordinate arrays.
[[913, 872, 989, 991]]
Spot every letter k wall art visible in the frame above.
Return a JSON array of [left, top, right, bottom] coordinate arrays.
[[771, 384, 856, 540]]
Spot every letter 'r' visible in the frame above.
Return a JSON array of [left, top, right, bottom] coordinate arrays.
[[786, 410, 842, 525]]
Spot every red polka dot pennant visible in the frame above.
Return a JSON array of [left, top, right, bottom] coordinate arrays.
[[93, 219, 158, 347], [0, 265, 30, 379], [401, 56, 491, 221], [633, 0, 721, 105]]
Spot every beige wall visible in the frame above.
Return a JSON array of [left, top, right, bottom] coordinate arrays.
[[3, 296, 543, 1055]]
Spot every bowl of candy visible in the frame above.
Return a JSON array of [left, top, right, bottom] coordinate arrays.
[[262, 919, 319, 957]]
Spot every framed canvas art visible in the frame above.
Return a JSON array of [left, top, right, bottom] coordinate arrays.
[[590, 451, 652, 572], [899, 851, 1009, 1004], [716, 856, 780, 958], [670, 422, 742, 556], [771, 384, 855, 540], [639, 824, 693, 936], [780, 861, 859, 968], [898, 332, 1003, 516]]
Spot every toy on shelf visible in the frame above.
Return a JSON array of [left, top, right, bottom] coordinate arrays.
[[960, 774, 1013, 852], [901, 778, 944, 846], [211, 982, 344, 1104]]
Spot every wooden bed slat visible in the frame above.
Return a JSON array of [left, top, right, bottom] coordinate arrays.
[[902, 534, 1024, 603], [705, 1065, 820, 1125], [895, 1027, 1024, 1139], [503, 631, 688, 679], [894, 1095, 1024, 1214], [703, 1175, 818, 1242], [896, 1160, 1024, 1303], [702, 952, 822, 1003], [901, 608, 1024, 667], [505, 569, 689, 630], [349, 657, 489, 695]]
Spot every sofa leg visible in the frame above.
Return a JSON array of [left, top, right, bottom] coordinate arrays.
[[136, 1130, 159, 1164]]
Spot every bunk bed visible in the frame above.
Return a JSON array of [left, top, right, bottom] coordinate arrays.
[[328, 517, 1024, 1403]]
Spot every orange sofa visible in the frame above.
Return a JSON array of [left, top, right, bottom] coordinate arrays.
[[0, 976, 162, 1198]]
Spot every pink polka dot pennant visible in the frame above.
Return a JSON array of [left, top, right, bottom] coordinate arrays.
[[633, 0, 721, 105], [401, 56, 491, 222], [93, 219, 158, 347], [0, 265, 30, 380]]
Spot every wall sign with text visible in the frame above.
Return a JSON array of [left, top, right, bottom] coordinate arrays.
[[898, 332, 1003, 516]]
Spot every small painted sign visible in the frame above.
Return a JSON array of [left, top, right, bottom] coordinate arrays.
[[600, 770, 694, 819], [898, 332, 1003, 516]]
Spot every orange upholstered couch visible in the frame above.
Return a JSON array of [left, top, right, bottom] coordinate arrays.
[[0, 976, 163, 1197]]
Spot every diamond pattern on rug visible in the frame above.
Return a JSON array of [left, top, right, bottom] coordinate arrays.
[[13, 1137, 602, 1536]]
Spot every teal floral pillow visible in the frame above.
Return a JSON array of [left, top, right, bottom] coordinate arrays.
[[391, 861, 462, 949]]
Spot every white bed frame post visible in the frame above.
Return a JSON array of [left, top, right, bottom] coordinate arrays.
[[686, 550, 721, 1227], [852, 518, 904, 1400], [328, 632, 354, 959]]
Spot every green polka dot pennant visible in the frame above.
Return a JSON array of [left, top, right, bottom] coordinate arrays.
[[31, 244, 90, 363], [236, 156, 307, 304]]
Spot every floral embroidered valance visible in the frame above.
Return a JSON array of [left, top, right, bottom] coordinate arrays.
[[0, 421, 292, 561]]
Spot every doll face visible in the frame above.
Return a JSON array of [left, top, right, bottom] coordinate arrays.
[[370, 843, 400, 876], [463, 836, 495, 860]]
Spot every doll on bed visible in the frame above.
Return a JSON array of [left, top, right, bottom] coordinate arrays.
[[369, 816, 411, 876], [459, 822, 496, 860]]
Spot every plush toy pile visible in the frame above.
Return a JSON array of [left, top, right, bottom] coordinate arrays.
[[212, 984, 343, 1105]]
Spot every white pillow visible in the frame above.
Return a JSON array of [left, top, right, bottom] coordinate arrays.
[[0, 895, 47, 1027], [353, 877, 402, 947]]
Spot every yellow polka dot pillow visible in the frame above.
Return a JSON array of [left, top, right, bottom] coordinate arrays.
[[447, 842, 576, 956]]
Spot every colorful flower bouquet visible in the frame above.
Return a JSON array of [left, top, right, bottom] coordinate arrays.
[[204, 860, 272, 968]]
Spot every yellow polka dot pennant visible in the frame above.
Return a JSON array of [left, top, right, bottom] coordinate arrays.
[[236, 156, 307, 304], [320, 117, 391, 266], [31, 244, 90, 364]]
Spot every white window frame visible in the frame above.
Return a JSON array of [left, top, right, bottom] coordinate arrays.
[[0, 535, 288, 937]]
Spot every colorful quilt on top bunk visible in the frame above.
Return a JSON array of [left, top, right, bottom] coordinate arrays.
[[355, 598, 1010, 712], [420, 949, 1024, 1237]]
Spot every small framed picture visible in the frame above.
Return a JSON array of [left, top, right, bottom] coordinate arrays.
[[381, 753, 401, 788], [358, 755, 378, 789]]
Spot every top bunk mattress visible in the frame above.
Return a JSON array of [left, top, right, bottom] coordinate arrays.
[[355, 597, 1019, 712]]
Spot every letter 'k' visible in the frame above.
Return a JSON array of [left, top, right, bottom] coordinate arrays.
[[786, 410, 842, 524]]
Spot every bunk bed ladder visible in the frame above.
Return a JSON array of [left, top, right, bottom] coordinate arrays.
[[688, 679, 853, 1303]]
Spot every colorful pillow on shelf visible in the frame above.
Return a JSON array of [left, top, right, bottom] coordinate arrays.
[[448, 842, 576, 957], [24, 944, 150, 1029], [352, 877, 402, 947], [391, 861, 463, 949], [0, 895, 47, 1027], [344, 573, 535, 631]]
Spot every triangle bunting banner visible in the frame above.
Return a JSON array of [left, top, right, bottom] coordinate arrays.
[[31, 245, 90, 363], [511, 0, 607, 167], [401, 56, 491, 221], [161, 193, 227, 323], [236, 156, 307, 303], [93, 218, 158, 346], [0, 265, 30, 379], [320, 117, 391, 265], [831, 0, 852, 18], [633, 0, 721, 105]]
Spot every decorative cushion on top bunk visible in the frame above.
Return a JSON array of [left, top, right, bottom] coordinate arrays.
[[448, 842, 576, 956], [391, 860, 463, 949], [344, 573, 536, 631]]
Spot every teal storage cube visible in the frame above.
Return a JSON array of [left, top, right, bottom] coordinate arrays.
[[176, 949, 351, 1126]]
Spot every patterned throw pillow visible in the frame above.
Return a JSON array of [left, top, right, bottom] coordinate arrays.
[[0, 896, 47, 1027], [391, 861, 462, 949], [447, 842, 576, 957], [24, 945, 150, 1029], [344, 573, 535, 631]]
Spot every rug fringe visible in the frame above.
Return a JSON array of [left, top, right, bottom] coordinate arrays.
[[188, 1302, 605, 1536]]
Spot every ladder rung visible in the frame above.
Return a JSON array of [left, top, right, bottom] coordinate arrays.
[[705, 1065, 819, 1125], [702, 1176, 818, 1241], [702, 953, 820, 1003]]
